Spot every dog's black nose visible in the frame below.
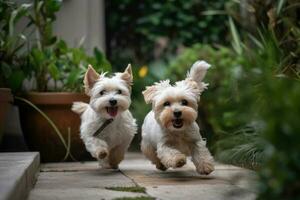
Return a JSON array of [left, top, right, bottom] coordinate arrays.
[[109, 99, 117, 106], [173, 110, 182, 118]]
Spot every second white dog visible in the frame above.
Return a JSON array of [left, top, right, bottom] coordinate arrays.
[[141, 60, 214, 175], [72, 64, 137, 169]]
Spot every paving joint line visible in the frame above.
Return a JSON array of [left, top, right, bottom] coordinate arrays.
[[118, 169, 155, 199]]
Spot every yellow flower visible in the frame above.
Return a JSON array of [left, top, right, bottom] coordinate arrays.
[[139, 65, 148, 78]]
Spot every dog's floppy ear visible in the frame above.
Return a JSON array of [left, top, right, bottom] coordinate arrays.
[[186, 60, 210, 85], [142, 85, 158, 104], [84, 65, 100, 95], [120, 64, 133, 86]]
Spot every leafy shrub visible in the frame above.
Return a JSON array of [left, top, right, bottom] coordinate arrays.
[[226, 0, 300, 77], [0, 0, 30, 91], [106, 0, 229, 67], [26, 40, 110, 92], [256, 76, 300, 199], [217, 0, 300, 197]]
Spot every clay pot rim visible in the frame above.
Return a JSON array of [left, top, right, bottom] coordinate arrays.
[[0, 88, 13, 103], [21, 92, 89, 105]]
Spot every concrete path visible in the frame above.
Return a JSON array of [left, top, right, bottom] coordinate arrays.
[[28, 153, 257, 200]]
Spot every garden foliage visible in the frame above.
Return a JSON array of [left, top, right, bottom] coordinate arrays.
[[106, 0, 228, 67], [0, 0, 111, 93], [0, 0, 30, 91]]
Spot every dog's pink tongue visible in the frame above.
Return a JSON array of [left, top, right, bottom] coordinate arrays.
[[107, 107, 118, 117]]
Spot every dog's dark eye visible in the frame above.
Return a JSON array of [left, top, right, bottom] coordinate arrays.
[[181, 99, 188, 106], [163, 101, 170, 107], [117, 89, 122, 94], [100, 90, 105, 95]]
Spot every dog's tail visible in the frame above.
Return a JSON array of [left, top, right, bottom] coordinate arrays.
[[71, 102, 89, 115]]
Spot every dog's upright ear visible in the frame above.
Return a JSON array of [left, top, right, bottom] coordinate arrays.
[[186, 60, 210, 84], [120, 64, 133, 86], [186, 60, 210, 93], [143, 80, 170, 104], [84, 65, 100, 95]]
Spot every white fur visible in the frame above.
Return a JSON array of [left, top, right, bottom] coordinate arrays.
[[141, 60, 214, 175], [80, 106, 136, 168], [73, 65, 137, 169]]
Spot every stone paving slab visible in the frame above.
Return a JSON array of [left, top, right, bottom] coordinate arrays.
[[33, 170, 136, 189], [145, 184, 255, 200], [119, 153, 257, 200], [27, 153, 257, 200], [40, 161, 97, 172], [28, 161, 149, 200], [29, 188, 148, 200], [0, 152, 40, 200]]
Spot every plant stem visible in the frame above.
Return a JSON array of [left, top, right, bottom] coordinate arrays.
[[15, 96, 77, 161]]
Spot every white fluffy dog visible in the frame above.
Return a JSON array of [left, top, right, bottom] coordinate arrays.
[[72, 64, 137, 169], [141, 61, 214, 175]]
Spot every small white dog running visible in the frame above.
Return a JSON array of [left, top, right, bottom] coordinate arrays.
[[72, 64, 137, 169], [141, 60, 215, 175]]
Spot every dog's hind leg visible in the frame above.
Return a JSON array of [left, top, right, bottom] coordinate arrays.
[[141, 141, 167, 171], [108, 135, 133, 169], [107, 145, 125, 169]]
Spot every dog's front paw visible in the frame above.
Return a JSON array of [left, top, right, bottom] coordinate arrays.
[[196, 161, 214, 175], [165, 154, 186, 168], [156, 162, 167, 171], [95, 148, 108, 159], [175, 155, 186, 168]]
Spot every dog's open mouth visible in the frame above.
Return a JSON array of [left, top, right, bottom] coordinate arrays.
[[172, 119, 183, 129], [106, 107, 118, 117]]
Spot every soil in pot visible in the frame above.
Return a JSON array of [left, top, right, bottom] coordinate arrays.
[[17, 92, 92, 162]]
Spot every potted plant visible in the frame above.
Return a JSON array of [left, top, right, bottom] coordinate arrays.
[[0, 1, 31, 144], [14, 0, 111, 162]]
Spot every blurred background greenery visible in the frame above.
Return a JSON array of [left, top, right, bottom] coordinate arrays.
[[1, 0, 300, 198]]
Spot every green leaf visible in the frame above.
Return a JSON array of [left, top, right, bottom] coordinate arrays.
[[65, 68, 81, 88], [229, 17, 242, 55], [9, 10, 17, 37], [71, 48, 84, 65], [45, 0, 62, 13], [36, 1, 44, 13], [9, 3, 31, 37], [31, 48, 45, 65], [1, 62, 12, 78], [55, 40, 68, 54], [94, 47, 104, 61], [247, 33, 263, 49], [201, 10, 226, 16], [7, 70, 25, 91], [93, 48, 111, 70], [277, 0, 286, 15], [48, 63, 60, 80]]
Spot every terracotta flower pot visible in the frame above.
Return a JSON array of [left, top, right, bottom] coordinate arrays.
[[17, 92, 91, 162], [0, 88, 13, 144]]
